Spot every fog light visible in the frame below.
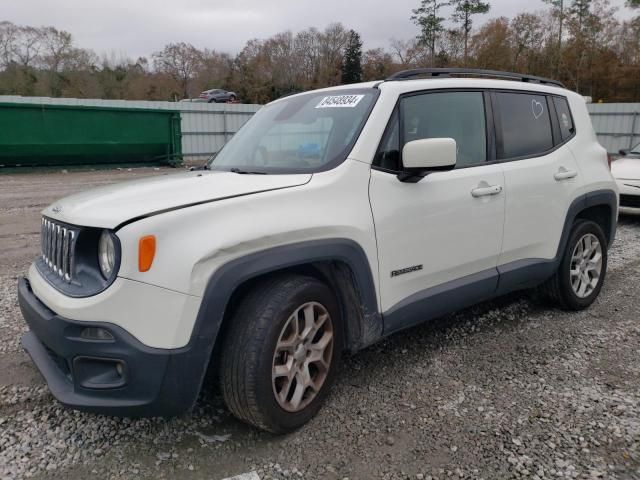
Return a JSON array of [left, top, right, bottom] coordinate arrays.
[[73, 357, 127, 389], [80, 327, 114, 341]]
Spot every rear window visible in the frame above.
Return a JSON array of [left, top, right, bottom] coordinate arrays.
[[495, 92, 554, 159]]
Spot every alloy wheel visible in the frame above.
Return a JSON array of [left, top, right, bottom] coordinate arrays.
[[272, 302, 334, 412], [570, 233, 603, 298]]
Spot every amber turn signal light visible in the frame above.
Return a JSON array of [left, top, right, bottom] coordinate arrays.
[[138, 235, 156, 272]]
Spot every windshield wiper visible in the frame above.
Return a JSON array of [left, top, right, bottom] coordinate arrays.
[[229, 168, 267, 175]]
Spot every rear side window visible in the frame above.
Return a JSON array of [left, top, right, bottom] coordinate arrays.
[[553, 97, 575, 141], [495, 92, 554, 159]]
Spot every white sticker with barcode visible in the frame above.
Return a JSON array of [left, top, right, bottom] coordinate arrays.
[[316, 95, 364, 108]]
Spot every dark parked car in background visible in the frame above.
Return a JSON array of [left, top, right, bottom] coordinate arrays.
[[199, 89, 237, 103]]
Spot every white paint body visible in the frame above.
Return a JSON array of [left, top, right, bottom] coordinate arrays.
[[611, 156, 640, 214], [30, 78, 618, 349]]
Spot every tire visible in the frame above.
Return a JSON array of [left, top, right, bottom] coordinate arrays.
[[229, 95, 237, 102], [208, 98, 217, 103], [220, 274, 343, 433], [540, 219, 608, 310]]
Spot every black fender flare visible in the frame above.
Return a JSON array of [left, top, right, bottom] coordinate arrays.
[[179, 239, 382, 406], [193, 238, 380, 345], [557, 189, 618, 256]]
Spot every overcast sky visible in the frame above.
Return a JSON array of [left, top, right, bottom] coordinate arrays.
[[4, 0, 635, 59]]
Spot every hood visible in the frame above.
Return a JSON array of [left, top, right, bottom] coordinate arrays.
[[43, 170, 312, 229], [611, 157, 640, 181]]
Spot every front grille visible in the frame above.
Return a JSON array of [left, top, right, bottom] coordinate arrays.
[[620, 194, 640, 209], [41, 217, 77, 282]]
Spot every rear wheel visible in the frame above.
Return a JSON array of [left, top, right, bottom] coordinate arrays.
[[220, 274, 342, 433], [540, 219, 608, 310]]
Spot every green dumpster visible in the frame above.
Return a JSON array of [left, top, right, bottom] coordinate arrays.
[[0, 102, 182, 167]]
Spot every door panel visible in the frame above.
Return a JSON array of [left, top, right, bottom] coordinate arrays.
[[493, 92, 584, 266], [499, 146, 583, 264], [369, 165, 505, 314]]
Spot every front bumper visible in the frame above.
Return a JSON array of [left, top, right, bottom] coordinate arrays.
[[616, 180, 640, 214], [18, 277, 208, 417]]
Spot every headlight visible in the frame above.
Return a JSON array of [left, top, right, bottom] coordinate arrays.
[[98, 230, 116, 279]]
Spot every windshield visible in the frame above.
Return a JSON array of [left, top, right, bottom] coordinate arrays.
[[209, 88, 379, 174]]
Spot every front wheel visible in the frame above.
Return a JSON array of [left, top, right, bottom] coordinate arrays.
[[220, 274, 342, 433], [540, 219, 608, 310]]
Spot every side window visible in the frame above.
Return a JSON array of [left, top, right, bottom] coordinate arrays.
[[374, 108, 400, 171], [495, 92, 554, 159], [553, 96, 575, 141], [401, 92, 487, 168]]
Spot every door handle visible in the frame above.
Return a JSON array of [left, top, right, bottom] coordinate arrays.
[[471, 184, 503, 198], [554, 167, 578, 181]]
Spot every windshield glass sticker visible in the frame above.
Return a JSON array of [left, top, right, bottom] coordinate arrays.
[[316, 95, 365, 109]]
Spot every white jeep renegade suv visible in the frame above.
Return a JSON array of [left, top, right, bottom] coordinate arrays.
[[19, 69, 618, 433]]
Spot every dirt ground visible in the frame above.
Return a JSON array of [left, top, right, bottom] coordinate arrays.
[[1, 168, 639, 480]]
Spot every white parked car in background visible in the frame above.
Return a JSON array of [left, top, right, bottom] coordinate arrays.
[[613, 142, 640, 214], [18, 69, 618, 433]]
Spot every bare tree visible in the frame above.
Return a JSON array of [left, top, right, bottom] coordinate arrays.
[[0, 22, 19, 68], [152, 42, 203, 98], [389, 37, 422, 65], [318, 23, 350, 86], [14, 26, 43, 67], [362, 48, 395, 80], [294, 28, 321, 87], [39, 27, 73, 72]]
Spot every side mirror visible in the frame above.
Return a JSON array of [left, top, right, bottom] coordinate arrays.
[[398, 138, 457, 183], [619, 149, 629, 156]]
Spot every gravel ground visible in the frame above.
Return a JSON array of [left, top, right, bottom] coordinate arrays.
[[1, 168, 639, 480]]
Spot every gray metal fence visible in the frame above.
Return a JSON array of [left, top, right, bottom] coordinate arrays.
[[178, 102, 259, 159], [587, 103, 640, 154]]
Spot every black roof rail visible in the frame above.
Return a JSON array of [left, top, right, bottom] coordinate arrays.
[[385, 68, 565, 88]]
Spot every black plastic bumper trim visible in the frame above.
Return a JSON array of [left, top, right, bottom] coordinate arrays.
[[18, 277, 204, 417]]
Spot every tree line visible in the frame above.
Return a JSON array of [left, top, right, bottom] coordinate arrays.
[[0, 0, 638, 104]]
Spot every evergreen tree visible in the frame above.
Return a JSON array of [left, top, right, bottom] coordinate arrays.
[[341, 30, 363, 84], [411, 0, 449, 65], [570, 0, 593, 31], [450, 0, 491, 65], [544, 0, 566, 76]]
